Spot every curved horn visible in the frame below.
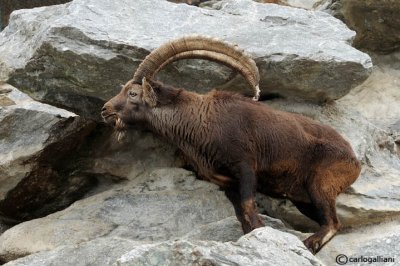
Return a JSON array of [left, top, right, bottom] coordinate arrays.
[[133, 35, 260, 100]]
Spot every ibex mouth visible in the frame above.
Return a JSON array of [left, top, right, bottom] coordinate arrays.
[[102, 113, 117, 124], [102, 113, 127, 142]]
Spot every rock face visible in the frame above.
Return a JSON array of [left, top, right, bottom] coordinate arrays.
[[0, 83, 96, 221], [0, 0, 372, 119], [321, 0, 400, 53]]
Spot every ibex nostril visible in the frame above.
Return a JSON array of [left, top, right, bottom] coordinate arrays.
[[101, 106, 107, 112]]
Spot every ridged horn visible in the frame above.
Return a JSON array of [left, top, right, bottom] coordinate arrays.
[[132, 35, 260, 100]]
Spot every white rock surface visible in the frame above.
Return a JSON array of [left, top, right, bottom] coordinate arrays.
[[0, 0, 372, 119]]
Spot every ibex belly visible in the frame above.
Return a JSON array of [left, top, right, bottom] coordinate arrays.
[[257, 160, 311, 203]]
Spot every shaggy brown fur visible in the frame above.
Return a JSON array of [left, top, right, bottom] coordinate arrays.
[[102, 78, 361, 253]]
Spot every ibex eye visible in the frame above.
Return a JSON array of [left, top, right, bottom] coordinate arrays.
[[129, 91, 137, 97]]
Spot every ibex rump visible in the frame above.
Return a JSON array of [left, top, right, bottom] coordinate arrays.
[[101, 36, 361, 253]]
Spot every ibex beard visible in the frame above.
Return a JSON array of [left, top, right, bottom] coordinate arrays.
[[101, 36, 361, 254]]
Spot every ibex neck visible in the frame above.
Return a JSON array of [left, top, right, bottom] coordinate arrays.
[[147, 93, 210, 147]]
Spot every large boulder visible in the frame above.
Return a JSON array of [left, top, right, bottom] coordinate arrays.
[[0, 83, 96, 221], [0, 82, 181, 223], [0, 168, 237, 262], [320, 0, 400, 53], [0, 0, 372, 119]]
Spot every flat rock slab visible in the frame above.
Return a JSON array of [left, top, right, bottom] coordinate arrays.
[[0, 168, 236, 262], [116, 227, 321, 266], [0, 0, 372, 119]]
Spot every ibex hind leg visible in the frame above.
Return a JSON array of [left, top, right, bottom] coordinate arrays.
[[302, 192, 340, 254], [303, 159, 359, 254], [291, 200, 320, 225], [303, 169, 342, 253]]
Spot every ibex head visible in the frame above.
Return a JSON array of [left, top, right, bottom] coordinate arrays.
[[101, 35, 260, 140]]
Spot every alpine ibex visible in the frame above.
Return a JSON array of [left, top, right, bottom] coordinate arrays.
[[101, 36, 361, 253]]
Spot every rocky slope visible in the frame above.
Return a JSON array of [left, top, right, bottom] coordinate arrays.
[[0, 0, 399, 265]]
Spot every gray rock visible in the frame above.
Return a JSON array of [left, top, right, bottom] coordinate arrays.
[[321, 0, 400, 53], [116, 227, 322, 266], [0, 0, 371, 119], [253, 0, 320, 10], [0, 0, 72, 31], [0, 168, 236, 262], [81, 126, 182, 184], [182, 214, 308, 242], [282, 0, 321, 9], [317, 220, 400, 266], [0, 83, 96, 221], [3, 237, 141, 266], [1, 215, 311, 266], [2, 226, 315, 266]]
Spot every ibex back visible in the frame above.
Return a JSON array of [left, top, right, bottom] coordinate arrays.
[[101, 36, 361, 253]]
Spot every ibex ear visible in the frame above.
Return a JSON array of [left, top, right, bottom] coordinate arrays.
[[142, 77, 157, 107]]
